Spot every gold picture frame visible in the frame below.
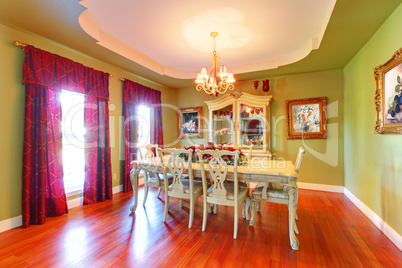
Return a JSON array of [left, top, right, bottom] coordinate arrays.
[[178, 106, 203, 139], [286, 97, 327, 139], [374, 47, 402, 134]]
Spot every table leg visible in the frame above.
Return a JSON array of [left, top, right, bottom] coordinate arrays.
[[285, 185, 299, 250], [130, 168, 140, 212]]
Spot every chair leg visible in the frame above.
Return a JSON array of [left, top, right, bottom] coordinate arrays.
[[213, 204, 217, 214], [179, 198, 184, 207], [242, 199, 247, 219], [202, 199, 208, 232], [286, 206, 299, 234], [294, 210, 299, 234], [189, 197, 195, 228], [288, 187, 299, 250], [244, 197, 251, 220], [143, 177, 149, 206], [142, 184, 148, 206], [257, 201, 261, 212], [294, 219, 299, 234], [157, 187, 162, 197], [163, 193, 169, 223], [234, 204, 238, 239], [288, 207, 299, 250], [249, 200, 256, 226]]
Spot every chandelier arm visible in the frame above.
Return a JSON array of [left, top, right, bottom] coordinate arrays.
[[197, 82, 215, 95]]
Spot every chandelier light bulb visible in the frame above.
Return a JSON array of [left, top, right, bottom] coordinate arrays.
[[227, 73, 235, 83], [195, 73, 203, 83], [200, 67, 208, 77], [219, 65, 228, 76]]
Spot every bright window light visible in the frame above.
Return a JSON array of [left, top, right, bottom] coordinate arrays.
[[60, 90, 85, 195], [137, 105, 151, 158]]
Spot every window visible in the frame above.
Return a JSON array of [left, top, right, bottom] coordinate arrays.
[[60, 90, 86, 195], [137, 105, 151, 158]]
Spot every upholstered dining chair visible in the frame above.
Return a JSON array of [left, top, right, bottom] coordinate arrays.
[[248, 147, 305, 247], [196, 149, 249, 239], [158, 148, 203, 228], [139, 144, 172, 205]]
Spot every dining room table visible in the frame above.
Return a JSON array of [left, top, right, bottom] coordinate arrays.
[[130, 156, 300, 249]]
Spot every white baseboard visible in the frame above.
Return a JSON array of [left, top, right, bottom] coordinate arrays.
[[344, 188, 402, 251], [66, 184, 124, 209], [0, 215, 22, 233], [113, 184, 123, 194], [298, 182, 345, 193], [67, 196, 83, 209]]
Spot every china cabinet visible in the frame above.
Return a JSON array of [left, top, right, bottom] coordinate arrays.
[[205, 92, 273, 157]]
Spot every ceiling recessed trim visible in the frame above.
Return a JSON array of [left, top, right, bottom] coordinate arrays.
[[78, 0, 336, 79]]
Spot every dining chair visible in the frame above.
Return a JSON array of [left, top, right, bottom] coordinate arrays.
[[196, 149, 249, 239], [248, 147, 305, 248], [158, 148, 203, 228], [139, 144, 172, 205], [237, 144, 254, 160]]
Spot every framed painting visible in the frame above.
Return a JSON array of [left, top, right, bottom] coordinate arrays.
[[286, 97, 327, 139], [374, 47, 402, 134], [178, 106, 203, 139]]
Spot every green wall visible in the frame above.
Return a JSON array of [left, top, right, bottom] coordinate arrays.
[[178, 69, 344, 186], [344, 4, 402, 235], [0, 23, 178, 221]]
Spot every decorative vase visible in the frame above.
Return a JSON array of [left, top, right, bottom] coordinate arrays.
[[262, 79, 270, 92]]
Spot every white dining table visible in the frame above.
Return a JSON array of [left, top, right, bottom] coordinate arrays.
[[130, 157, 300, 249]]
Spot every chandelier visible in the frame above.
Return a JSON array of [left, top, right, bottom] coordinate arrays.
[[195, 32, 235, 96]]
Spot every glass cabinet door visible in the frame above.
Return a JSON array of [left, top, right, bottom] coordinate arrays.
[[205, 92, 273, 157], [212, 104, 234, 145], [238, 103, 265, 150]]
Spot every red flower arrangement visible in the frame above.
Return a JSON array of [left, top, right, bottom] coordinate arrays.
[[179, 143, 247, 166]]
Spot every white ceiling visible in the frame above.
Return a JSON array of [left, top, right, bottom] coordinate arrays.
[[78, 0, 336, 79]]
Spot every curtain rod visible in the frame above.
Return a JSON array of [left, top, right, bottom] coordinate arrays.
[[14, 41, 114, 78]]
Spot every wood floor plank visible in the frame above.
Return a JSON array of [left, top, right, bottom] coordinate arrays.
[[0, 188, 401, 267]]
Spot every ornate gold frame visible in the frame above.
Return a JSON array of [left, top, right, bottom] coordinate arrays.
[[178, 106, 203, 139], [374, 47, 402, 134], [286, 97, 327, 139]]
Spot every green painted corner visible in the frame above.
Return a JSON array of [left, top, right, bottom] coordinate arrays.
[[344, 4, 402, 235]]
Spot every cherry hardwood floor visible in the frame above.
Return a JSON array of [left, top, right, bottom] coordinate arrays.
[[0, 188, 401, 267]]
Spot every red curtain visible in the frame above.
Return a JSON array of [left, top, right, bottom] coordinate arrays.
[[22, 84, 68, 227], [23, 46, 109, 99], [150, 108, 163, 154], [122, 102, 138, 192], [122, 80, 163, 192], [22, 45, 111, 226], [84, 96, 113, 204]]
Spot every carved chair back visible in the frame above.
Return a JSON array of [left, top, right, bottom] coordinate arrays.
[[197, 149, 240, 199], [237, 144, 254, 160], [140, 144, 158, 160], [158, 148, 193, 192]]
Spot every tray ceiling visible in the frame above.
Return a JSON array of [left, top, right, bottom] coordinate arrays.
[[78, 0, 336, 79]]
